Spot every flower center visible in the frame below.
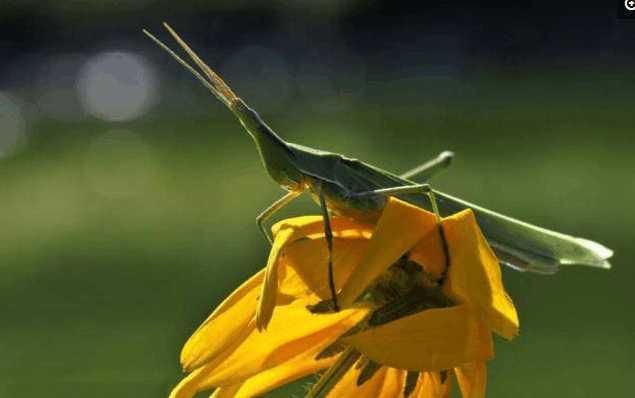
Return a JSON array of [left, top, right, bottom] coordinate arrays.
[[309, 253, 455, 379], [305, 252, 457, 397], [308, 253, 453, 323], [361, 255, 453, 326]]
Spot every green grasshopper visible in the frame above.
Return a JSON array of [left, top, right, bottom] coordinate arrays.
[[144, 23, 612, 310]]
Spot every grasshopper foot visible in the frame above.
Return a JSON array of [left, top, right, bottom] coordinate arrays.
[[307, 298, 339, 314]]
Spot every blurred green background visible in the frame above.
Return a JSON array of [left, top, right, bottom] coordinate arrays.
[[1, 1, 633, 397]]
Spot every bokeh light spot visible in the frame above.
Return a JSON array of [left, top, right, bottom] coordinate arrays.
[[0, 92, 27, 159], [77, 51, 158, 122]]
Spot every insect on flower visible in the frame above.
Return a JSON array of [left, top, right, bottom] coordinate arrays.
[[143, 23, 612, 327], [169, 198, 518, 398]]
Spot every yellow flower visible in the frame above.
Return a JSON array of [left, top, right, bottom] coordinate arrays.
[[169, 198, 519, 398]]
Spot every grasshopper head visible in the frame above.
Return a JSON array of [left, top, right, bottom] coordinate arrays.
[[231, 99, 304, 191], [142, 25, 304, 191]]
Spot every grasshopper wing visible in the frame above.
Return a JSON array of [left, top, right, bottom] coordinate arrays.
[[288, 145, 613, 274], [434, 190, 613, 274]]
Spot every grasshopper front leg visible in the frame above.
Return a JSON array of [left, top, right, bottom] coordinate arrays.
[[318, 187, 340, 312], [256, 190, 302, 244], [399, 150, 454, 181]]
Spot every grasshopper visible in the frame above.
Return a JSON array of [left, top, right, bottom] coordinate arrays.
[[143, 23, 612, 313]]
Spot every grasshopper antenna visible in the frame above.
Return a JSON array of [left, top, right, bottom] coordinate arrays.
[[143, 23, 300, 193], [142, 24, 236, 108], [161, 23, 237, 104]]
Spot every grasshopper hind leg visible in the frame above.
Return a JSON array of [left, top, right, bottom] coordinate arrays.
[[318, 188, 340, 312]]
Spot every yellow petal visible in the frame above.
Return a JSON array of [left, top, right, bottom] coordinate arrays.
[[222, 344, 337, 398], [338, 198, 439, 307], [181, 270, 264, 371], [209, 304, 367, 386], [345, 305, 493, 371], [442, 209, 519, 339], [454, 361, 487, 398], [409, 227, 447, 279], [170, 301, 369, 397], [183, 261, 327, 371], [209, 384, 241, 398], [169, 366, 210, 398], [377, 368, 407, 397], [326, 365, 404, 397], [327, 365, 383, 397], [256, 227, 295, 331], [271, 215, 323, 238], [280, 230, 372, 300], [271, 215, 371, 239], [415, 372, 453, 398], [258, 216, 373, 330]]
